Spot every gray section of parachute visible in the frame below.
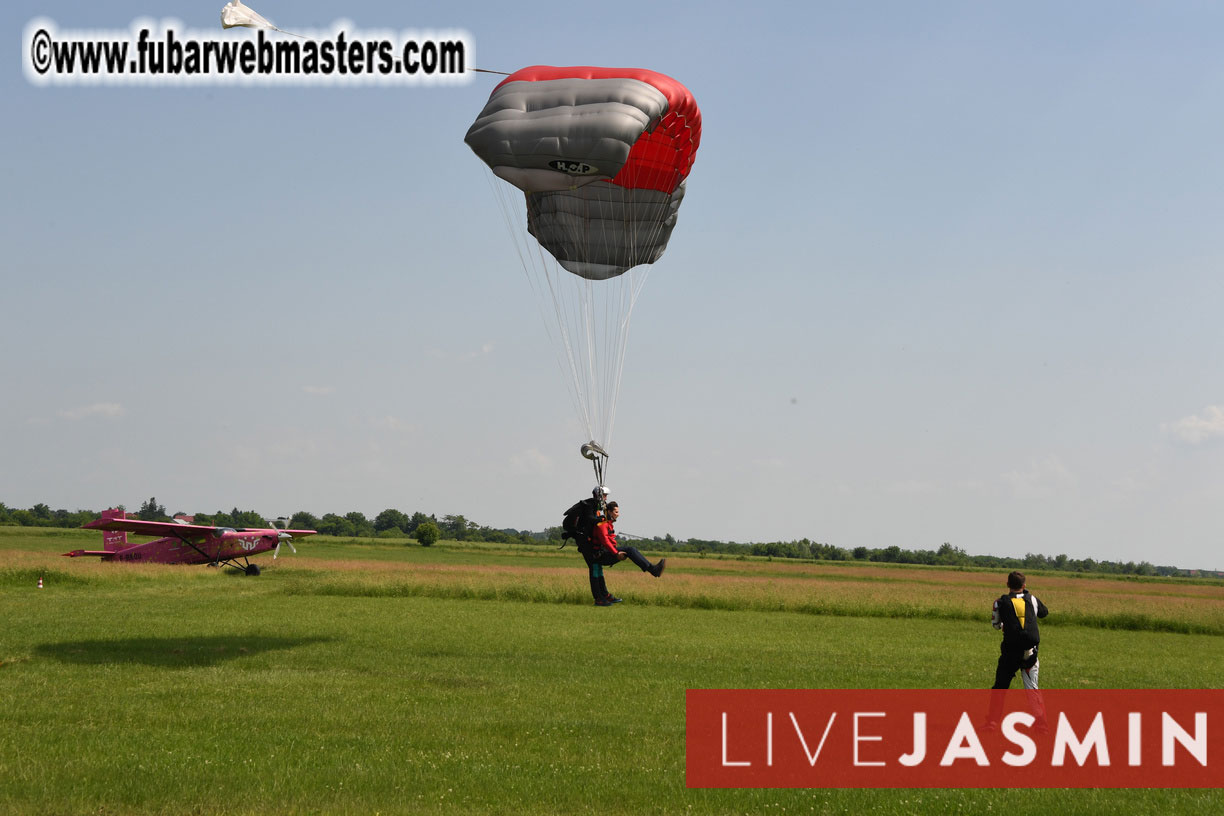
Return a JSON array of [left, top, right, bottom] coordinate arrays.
[[466, 76, 682, 281], [527, 182, 685, 281], [465, 77, 669, 190]]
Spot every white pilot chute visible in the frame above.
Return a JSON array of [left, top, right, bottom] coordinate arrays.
[[220, 1, 303, 38]]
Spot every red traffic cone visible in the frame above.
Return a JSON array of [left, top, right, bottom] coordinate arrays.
[[38, 576, 44, 589]]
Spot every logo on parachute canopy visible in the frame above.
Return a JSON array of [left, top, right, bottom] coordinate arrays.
[[549, 159, 599, 175]]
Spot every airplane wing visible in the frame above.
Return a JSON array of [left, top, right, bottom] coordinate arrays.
[[62, 549, 114, 557], [81, 518, 221, 538], [81, 518, 318, 538]]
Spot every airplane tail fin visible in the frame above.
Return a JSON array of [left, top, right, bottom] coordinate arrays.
[[100, 508, 128, 551]]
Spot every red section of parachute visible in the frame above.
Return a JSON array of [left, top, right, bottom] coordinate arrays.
[[496, 65, 702, 194]]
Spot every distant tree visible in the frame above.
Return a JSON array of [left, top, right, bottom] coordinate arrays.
[[137, 498, 167, 521], [936, 542, 968, 565], [415, 520, 441, 547], [441, 515, 468, 540], [1023, 552, 1050, 570], [852, 546, 869, 560], [345, 511, 374, 538], [289, 511, 320, 531], [204, 508, 238, 527], [816, 542, 849, 561], [408, 512, 433, 535], [31, 503, 52, 520], [374, 509, 411, 533], [872, 545, 902, 563], [229, 508, 268, 528], [317, 513, 354, 537], [197, 510, 232, 527]]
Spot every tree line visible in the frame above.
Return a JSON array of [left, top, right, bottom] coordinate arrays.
[[0, 499, 537, 549], [635, 537, 1210, 579], [2, 498, 1217, 579]]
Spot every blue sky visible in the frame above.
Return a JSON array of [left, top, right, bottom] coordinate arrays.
[[4, 1, 1223, 568]]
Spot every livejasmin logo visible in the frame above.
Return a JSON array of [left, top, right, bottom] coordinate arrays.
[[686, 689, 1224, 788]]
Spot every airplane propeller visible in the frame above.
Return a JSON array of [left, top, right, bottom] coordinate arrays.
[[268, 518, 299, 560], [273, 531, 298, 559]]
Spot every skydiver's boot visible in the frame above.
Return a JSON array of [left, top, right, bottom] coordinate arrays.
[[621, 546, 654, 573], [596, 572, 621, 602], [622, 547, 666, 577]]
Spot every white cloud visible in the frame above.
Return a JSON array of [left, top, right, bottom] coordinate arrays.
[[1002, 455, 1076, 497], [887, 479, 938, 495], [57, 402, 124, 421], [428, 342, 496, 362], [510, 448, 553, 475], [1162, 405, 1224, 445], [302, 385, 335, 396], [372, 415, 415, 433]]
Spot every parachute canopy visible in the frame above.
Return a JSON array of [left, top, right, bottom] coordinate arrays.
[[465, 66, 701, 473], [465, 66, 702, 280]]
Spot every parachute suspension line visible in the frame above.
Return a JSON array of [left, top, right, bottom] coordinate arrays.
[[485, 173, 534, 285], [600, 180, 669, 451], [539, 236, 598, 441], [563, 272, 598, 440], [550, 187, 614, 449], [605, 182, 647, 447], [487, 174, 595, 440], [483, 179, 673, 472], [606, 275, 642, 446], [585, 181, 636, 456], [565, 190, 599, 443]]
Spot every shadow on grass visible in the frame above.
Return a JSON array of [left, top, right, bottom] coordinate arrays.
[[34, 635, 331, 668]]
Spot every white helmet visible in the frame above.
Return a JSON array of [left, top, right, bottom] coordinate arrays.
[[593, 485, 609, 500]]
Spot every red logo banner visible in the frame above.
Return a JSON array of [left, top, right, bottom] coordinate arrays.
[[686, 689, 1224, 788]]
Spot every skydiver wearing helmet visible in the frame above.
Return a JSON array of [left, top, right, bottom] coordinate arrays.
[[563, 490, 666, 606]]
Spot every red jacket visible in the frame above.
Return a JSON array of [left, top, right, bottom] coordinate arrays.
[[591, 520, 619, 555]]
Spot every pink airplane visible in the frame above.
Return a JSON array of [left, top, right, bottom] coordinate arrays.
[[63, 508, 316, 575]]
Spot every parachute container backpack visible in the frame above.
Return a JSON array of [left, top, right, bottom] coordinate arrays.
[[465, 66, 702, 484]]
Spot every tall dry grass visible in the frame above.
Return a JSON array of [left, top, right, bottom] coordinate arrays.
[[276, 552, 1224, 635]]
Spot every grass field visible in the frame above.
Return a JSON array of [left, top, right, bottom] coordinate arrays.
[[2, 526, 1222, 815]]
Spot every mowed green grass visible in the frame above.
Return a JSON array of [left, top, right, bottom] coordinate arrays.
[[1, 528, 1222, 815]]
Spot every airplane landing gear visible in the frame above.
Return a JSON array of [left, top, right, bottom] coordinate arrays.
[[244, 563, 261, 576]]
